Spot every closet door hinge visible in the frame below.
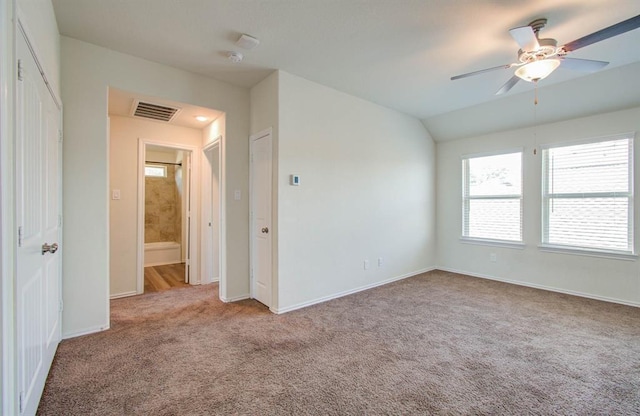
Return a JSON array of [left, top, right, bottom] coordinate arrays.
[[19, 391, 24, 413], [58, 129, 63, 143], [17, 59, 23, 81], [59, 299, 64, 312], [18, 226, 23, 247]]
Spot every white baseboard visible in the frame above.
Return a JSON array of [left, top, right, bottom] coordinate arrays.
[[220, 293, 250, 303], [62, 323, 110, 340], [109, 291, 137, 300], [272, 267, 436, 314], [437, 266, 640, 308]]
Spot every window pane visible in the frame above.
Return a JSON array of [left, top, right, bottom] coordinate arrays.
[[542, 136, 633, 253], [546, 197, 629, 251], [145, 165, 166, 177], [547, 139, 629, 194], [463, 151, 523, 242], [468, 152, 522, 196], [466, 199, 522, 241]]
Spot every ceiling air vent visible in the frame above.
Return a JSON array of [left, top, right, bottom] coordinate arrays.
[[131, 100, 180, 122]]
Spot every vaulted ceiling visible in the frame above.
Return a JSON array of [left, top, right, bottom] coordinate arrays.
[[52, 0, 640, 141]]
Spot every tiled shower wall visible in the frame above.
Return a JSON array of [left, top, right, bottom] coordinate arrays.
[[145, 164, 182, 243]]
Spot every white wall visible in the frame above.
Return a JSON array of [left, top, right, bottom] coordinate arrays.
[[275, 71, 436, 312], [61, 37, 250, 337], [436, 106, 640, 306], [109, 115, 201, 297]]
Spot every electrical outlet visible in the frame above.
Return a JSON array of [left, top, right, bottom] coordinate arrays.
[[378, 257, 383, 267], [490, 252, 497, 262], [364, 260, 370, 270]]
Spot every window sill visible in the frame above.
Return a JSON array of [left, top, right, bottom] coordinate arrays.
[[460, 237, 525, 250], [538, 244, 637, 261]]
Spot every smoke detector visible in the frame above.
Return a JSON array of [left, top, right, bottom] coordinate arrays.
[[227, 51, 243, 63]]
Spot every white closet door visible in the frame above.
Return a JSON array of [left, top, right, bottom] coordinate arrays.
[[15, 28, 62, 416]]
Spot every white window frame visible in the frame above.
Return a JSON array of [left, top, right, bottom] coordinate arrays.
[[461, 149, 524, 247], [540, 133, 636, 259], [144, 164, 167, 178]]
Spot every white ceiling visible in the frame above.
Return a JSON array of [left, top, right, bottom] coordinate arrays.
[[53, 0, 640, 140]]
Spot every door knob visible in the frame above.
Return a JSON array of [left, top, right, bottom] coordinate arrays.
[[261, 227, 269, 234], [42, 242, 59, 255]]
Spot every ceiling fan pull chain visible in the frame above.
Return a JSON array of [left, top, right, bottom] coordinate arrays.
[[533, 81, 538, 155]]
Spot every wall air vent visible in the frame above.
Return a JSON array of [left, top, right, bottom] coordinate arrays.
[[131, 100, 181, 122]]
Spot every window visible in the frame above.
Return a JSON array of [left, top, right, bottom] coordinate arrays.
[[542, 135, 634, 254], [145, 164, 167, 178], [462, 151, 523, 243]]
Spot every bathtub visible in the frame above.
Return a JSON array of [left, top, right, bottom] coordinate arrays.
[[144, 241, 182, 267]]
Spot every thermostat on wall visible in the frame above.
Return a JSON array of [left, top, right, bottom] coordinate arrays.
[[290, 174, 300, 186]]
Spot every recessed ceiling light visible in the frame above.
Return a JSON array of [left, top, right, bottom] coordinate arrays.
[[195, 116, 208, 122]]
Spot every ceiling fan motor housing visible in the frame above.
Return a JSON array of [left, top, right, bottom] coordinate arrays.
[[518, 38, 558, 63]]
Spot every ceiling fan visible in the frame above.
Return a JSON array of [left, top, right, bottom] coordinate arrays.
[[451, 14, 640, 95]]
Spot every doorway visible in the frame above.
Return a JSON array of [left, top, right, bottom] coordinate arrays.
[[142, 145, 190, 291], [136, 140, 199, 294], [107, 88, 224, 300]]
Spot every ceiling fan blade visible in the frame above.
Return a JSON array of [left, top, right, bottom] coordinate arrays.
[[560, 57, 609, 72], [495, 75, 520, 95], [451, 63, 514, 81], [562, 14, 640, 52], [509, 26, 540, 51]]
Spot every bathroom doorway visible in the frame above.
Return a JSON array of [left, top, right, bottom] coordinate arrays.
[[142, 145, 190, 290], [136, 140, 200, 294]]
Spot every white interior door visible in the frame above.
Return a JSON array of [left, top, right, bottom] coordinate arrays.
[[250, 131, 272, 307], [203, 144, 220, 284], [15, 28, 62, 415], [183, 152, 191, 283]]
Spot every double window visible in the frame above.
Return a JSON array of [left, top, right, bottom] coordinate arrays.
[[462, 151, 523, 243], [461, 134, 635, 256], [542, 135, 634, 255]]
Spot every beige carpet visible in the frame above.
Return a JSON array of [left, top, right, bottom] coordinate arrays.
[[38, 270, 640, 415]]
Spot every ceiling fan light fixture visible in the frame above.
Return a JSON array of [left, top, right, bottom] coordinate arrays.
[[515, 59, 560, 82]]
